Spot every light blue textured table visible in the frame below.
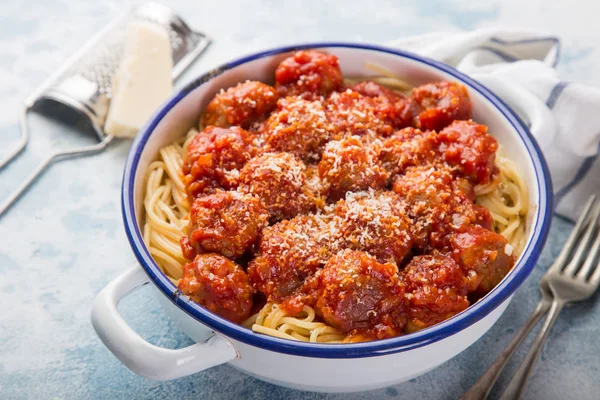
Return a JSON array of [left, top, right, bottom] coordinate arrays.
[[1, 1, 599, 399]]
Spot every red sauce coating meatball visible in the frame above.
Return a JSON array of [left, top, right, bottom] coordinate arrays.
[[453, 176, 476, 201], [350, 81, 413, 129], [436, 120, 499, 185], [305, 165, 327, 209], [411, 81, 472, 131], [379, 127, 438, 178], [350, 80, 402, 100], [333, 190, 413, 264], [238, 152, 316, 221], [450, 225, 515, 295], [178, 254, 254, 323], [392, 165, 478, 251], [201, 81, 278, 129], [259, 96, 332, 162], [275, 50, 343, 98], [181, 191, 269, 260], [318, 136, 389, 201], [474, 204, 494, 231], [172, 51, 516, 342], [183, 126, 258, 198], [401, 254, 470, 333], [310, 249, 408, 339], [248, 214, 335, 302], [326, 89, 396, 137]]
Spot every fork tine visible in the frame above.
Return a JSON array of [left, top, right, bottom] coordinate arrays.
[[590, 256, 600, 286], [550, 195, 598, 273], [563, 202, 600, 276], [576, 225, 600, 280]]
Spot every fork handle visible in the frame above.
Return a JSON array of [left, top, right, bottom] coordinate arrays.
[[499, 299, 566, 400], [460, 297, 552, 400]]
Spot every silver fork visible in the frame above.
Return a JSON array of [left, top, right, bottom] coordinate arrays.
[[461, 195, 600, 400]]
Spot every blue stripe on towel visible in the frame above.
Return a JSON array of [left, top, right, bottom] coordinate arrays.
[[478, 46, 520, 62], [543, 81, 585, 210], [546, 81, 570, 108], [489, 36, 560, 46], [554, 141, 600, 209], [489, 36, 561, 67]]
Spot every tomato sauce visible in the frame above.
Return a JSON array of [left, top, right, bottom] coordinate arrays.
[[177, 50, 514, 339]]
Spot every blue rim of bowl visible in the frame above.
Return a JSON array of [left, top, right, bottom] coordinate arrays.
[[122, 42, 553, 358]]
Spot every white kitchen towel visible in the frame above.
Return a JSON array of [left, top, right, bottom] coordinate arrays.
[[390, 28, 600, 221]]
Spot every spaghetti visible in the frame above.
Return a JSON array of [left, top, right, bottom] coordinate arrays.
[[142, 63, 529, 344], [142, 131, 528, 344], [475, 150, 529, 255]]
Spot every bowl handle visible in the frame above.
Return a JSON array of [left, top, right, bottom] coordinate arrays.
[[91, 267, 238, 381], [472, 74, 557, 150]]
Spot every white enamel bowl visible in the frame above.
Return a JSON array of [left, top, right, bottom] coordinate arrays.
[[92, 43, 553, 393]]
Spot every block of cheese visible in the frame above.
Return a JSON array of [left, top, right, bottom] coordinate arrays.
[[105, 21, 173, 138]]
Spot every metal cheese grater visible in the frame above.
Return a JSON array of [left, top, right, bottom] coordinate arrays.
[[0, 2, 211, 216]]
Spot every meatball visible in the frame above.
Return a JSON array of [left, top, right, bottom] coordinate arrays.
[[474, 204, 494, 231], [334, 190, 413, 264], [259, 96, 331, 162], [275, 50, 343, 98], [248, 214, 335, 302], [201, 80, 278, 129], [179, 254, 254, 323], [349, 81, 413, 129], [311, 249, 408, 339], [181, 191, 269, 260], [182, 126, 257, 198], [436, 120, 499, 185], [350, 80, 402, 100], [453, 176, 476, 201], [411, 81, 472, 131], [392, 165, 478, 251], [318, 136, 389, 201], [326, 89, 395, 137], [450, 225, 516, 295], [305, 165, 327, 209], [379, 127, 438, 177], [238, 152, 315, 221], [402, 255, 470, 333]]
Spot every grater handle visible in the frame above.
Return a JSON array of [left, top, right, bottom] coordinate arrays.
[[0, 106, 31, 170], [0, 134, 114, 217]]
